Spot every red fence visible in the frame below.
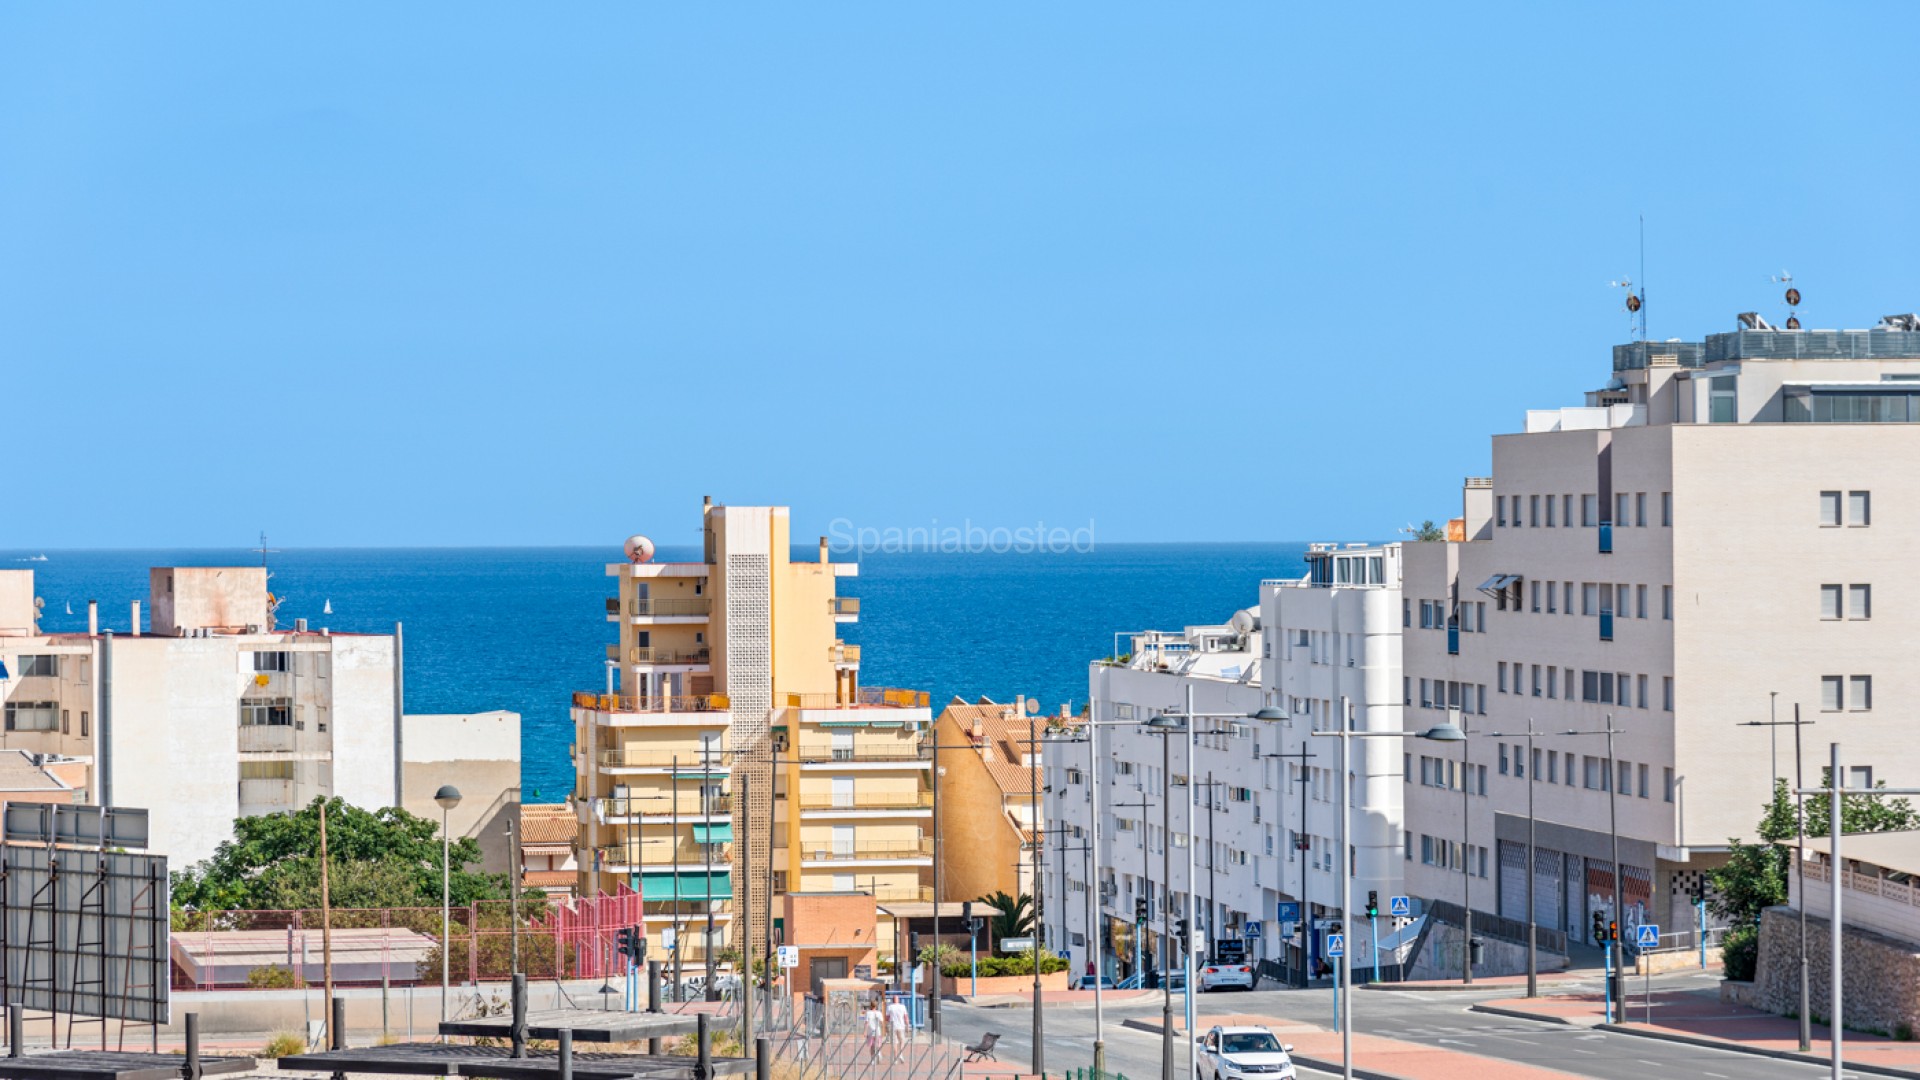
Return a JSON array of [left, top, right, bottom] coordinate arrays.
[[170, 888, 644, 990]]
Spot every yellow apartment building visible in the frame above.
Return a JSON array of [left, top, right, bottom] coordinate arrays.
[[931, 697, 1055, 909], [572, 500, 933, 973]]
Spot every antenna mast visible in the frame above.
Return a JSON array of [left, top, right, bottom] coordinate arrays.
[[1611, 217, 1649, 341]]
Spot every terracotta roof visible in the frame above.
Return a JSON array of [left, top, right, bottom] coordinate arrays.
[[934, 699, 1056, 799], [520, 804, 577, 846], [523, 870, 576, 890]]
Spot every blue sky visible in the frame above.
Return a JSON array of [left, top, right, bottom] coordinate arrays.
[[4, 4, 1916, 548]]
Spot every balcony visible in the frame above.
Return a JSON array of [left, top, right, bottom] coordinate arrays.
[[595, 794, 732, 818], [795, 745, 930, 765], [598, 748, 733, 770], [871, 886, 935, 903], [783, 687, 930, 710], [591, 844, 733, 872], [237, 724, 299, 754], [629, 647, 711, 666], [801, 838, 933, 862], [830, 642, 861, 665], [831, 597, 860, 621], [608, 597, 711, 620], [237, 777, 295, 812], [573, 692, 730, 714], [796, 791, 933, 812]]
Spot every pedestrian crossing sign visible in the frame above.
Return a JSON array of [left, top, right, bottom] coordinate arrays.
[[1636, 924, 1659, 948], [1389, 895, 1411, 918], [1326, 933, 1344, 958]]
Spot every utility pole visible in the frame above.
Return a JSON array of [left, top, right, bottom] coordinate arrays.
[[1028, 706, 1044, 1077], [1262, 741, 1316, 987], [1743, 704, 1814, 1052]]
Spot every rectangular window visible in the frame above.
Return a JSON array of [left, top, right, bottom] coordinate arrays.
[[1821, 675, 1843, 712], [1851, 584, 1871, 620], [1638, 763, 1649, 798], [1498, 662, 1507, 693], [1565, 752, 1576, 786], [1616, 492, 1630, 525], [1496, 495, 1506, 526], [240, 698, 295, 727], [1637, 674, 1648, 709], [3, 703, 58, 732], [252, 651, 291, 673], [1636, 584, 1647, 619], [1662, 492, 1672, 526], [1512, 745, 1524, 779], [1582, 493, 1598, 526], [1499, 744, 1509, 774], [80, 711, 89, 737], [1582, 583, 1598, 616], [1617, 673, 1630, 705], [59, 710, 68, 735], [1849, 491, 1871, 527], [1479, 684, 1489, 715], [1663, 676, 1674, 712], [1531, 664, 1542, 697], [1820, 490, 1843, 527], [1546, 750, 1557, 784], [239, 761, 295, 781], [1850, 675, 1873, 712], [1636, 492, 1647, 527], [1664, 767, 1676, 802], [1821, 584, 1843, 620], [1662, 585, 1673, 620], [1583, 756, 1602, 790], [1546, 584, 1557, 614], [1547, 667, 1558, 699], [1564, 494, 1573, 524], [1564, 582, 1574, 614], [18, 655, 58, 678], [1546, 496, 1556, 527], [1709, 374, 1738, 423], [1618, 760, 1631, 795]]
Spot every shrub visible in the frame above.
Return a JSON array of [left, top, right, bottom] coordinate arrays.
[[1720, 923, 1759, 982], [940, 949, 1067, 978], [262, 1032, 306, 1058], [246, 965, 303, 989]]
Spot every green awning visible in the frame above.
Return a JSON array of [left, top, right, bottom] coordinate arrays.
[[642, 870, 732, 902], [817, 720, 871, 727], [672, 772, 727, 780], [690, 822, 734, 843]]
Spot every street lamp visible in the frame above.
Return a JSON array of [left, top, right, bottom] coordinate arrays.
[[1559, 715, 1627, 1020], [1484, 720, 1541, 997], [1743, 704, 1813, 1052], [1310, 697, 1464, 1080], [435, 783, 463, 1027]]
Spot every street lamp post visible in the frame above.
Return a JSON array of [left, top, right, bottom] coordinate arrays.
[[1260, 739, 1317, 988], [1484, 719, 1540, 997], [1743, 699, 1812, 1045], [1560, 715, 1626, 1018], [435, 784, 463, 1029], [1309, 698, 1466, 1080]]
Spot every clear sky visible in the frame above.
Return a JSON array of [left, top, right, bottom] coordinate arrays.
[[4, 4, 1916, 548]]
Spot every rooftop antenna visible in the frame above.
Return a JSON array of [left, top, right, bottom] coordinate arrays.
[[254, 531, 283, 631], [1609, 216, 1648, 341], [1771, 270, 1802, 329]]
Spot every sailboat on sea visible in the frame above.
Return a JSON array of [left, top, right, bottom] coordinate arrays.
[[323, 599, 333, 615]]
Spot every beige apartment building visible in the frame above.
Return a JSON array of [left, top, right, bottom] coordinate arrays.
[[1400, 317, 1920, 959], [573, 501, 933, 972]]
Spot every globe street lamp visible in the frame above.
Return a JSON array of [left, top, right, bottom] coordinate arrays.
[[436, 784, 463, 1028]]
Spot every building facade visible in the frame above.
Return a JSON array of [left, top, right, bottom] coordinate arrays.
[[930, 696, 1055, 909], [572, 501, 933, 972], [1398, 317, 1920, 960], [0, 567, 401, 864]]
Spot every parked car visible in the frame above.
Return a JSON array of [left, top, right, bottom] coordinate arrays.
[[1194, 1025, 1297, 1080], [1070, 974, 1118, 991], [1196, 960, 1255, 992]]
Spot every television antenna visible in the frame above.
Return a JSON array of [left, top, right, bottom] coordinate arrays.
[[1771, 271, 1802, 329], [1610, 216, 1648, 341]]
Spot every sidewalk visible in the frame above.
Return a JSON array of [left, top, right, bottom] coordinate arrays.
[[1122, 1012, 1586, 1079], [953, 988, 1159, 1008], [1362, 970, 1589, 993], [1477, 986, 1920, 1078]]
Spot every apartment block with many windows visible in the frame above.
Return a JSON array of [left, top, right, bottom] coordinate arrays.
[[1399, 317, 1920, 958]]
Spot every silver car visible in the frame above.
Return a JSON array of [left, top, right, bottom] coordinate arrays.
[[1194, 1025, 1297, 1080]]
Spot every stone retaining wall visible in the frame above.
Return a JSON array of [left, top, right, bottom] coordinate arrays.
[[1751, 904, 1920, 1036]]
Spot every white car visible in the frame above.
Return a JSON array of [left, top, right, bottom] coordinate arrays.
[[1196, 960, 1255, 992], [1195, 1025, 1297, 1080]]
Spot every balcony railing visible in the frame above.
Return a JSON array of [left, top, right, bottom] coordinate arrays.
[[237, 724, 300, 753], [595, 794, 732, 817], [573, 692, 730, 714], [802, 838, 933, 861], [630, 647, 711, 665], [591, 844, 734, 870], [610, 597, 710, 618], [831, 643, 862, 664], [598, 748, 734, 769], [831, 597, 860, 616], [871, 886, 935, 903], [783, 687, 930, 710], [796, 744, 929, 764], [796, 791, 934, 812]]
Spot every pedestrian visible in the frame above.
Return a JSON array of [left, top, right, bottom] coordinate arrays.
[[863, 998, 884, 1061], [885, 994, 911, 1059]]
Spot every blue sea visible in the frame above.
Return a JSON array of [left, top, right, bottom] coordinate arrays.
[[3, 544, 1313, 801]]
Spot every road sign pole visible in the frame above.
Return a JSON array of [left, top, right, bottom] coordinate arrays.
[[1371, 916, 1379, 985], [1326, 932, 1345, 1032]]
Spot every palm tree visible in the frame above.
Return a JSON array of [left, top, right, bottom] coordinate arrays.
[[975, 890, 1033, 939]]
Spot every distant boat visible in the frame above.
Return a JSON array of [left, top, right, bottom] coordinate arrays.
[[16, 555, 46, 563], [64, 602, 72, 615], [323, 599, 333, 615]]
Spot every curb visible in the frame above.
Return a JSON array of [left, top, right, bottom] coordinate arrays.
[[1360, 978, 1585, 994], [1595, 1022, 1920, 1080], [1285, 1052, 1407, 1080], [1467, 1003, 1583, 1026]]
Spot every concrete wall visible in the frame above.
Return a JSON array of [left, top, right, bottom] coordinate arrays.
[[150, 567, 269, 635], [401, 712, 520, 876]]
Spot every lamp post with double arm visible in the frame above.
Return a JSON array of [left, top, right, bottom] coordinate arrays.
[[1742, 703, 1813, 1052]]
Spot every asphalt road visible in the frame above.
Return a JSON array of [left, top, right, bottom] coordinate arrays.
[[931, 973, 1873, 1080]]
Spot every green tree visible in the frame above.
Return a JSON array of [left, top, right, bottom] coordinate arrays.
[[974, 891, 1033, 939], [1403, 521, 1446, 542], [1805, 769, 1920, 835], [172, 796, 513, 912]]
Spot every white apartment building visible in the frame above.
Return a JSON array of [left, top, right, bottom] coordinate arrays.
[[1260, 542, 1407, 975], [1400, 316, 1920, 957], [0, 567, 402, 864]]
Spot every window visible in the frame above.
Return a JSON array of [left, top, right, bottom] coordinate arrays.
[[80, 711, 89, 737], [1662, 491, 1672, 526], [1531, 665, 1542, 697], [60, 709, 68, 735], [1662, 585, 1673, 620], [1564, 752, 1576, 786], [252, 651, 291, 673], [1637, 674, 1648, 709], [1547, 667, 1557, 699], [1512, 745, 1524, 779], [1638, 763, 1649, 799], [240, 698, 294, 726], [1546, 584, 1557, 614], [1821, 675, 1844, 711], [1581, 494, 1598, 526], [1821, 584, 1843, 620], [239, 761, 294, 780], [1546, 496, 1556, 527], [1496, 495, 1506, 526], [1582, 583, 1598, 615], [1498, 662, 1507, 693], [1546, 750, 1557, 784], [1564, 582, 1574, 614], [1636, 584, 1647, 619], [1616, 493, 1630, 525], [1564, 494, 1574, 524], [1636, 492, 1647, 527], [1617, 760, 1631, 795], [1663, 676, 1674, 711], [1664, 767, 1676, 802], [1849, 490, 1871, 527], [1402, 601, 1411, 628], [1850, 675, 1873, 712], [1499, 744, 1509, 774], [1850, 766, 1874, 792], [1529, 495, 1540, 526], [18, 655, 58, 678], [1709, 374, 1738, 423], [1584, 756, 1603, 790], [1820, 490, 1843, 527], [1851, 584, 1872, 620], [3, 703, 57, 732]]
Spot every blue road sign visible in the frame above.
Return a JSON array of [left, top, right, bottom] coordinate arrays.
[[1389, 895, 1411, 918], [1636, 924, 1660, 948], [1326, 933, 1345, 958], [1244, 921, 1263, 939], [1276, 901, 1301, 925]]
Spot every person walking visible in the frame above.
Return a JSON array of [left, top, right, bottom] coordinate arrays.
[[863, 997, 885, 1062], [885, 994, 911, 1060]]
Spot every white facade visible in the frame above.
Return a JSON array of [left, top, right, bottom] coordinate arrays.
[[0, 568, 402, 866], [1399, 319, 1920, 958]]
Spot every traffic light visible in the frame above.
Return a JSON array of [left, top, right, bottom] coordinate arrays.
[[1135, 897, 1149, 921], [1591, 912, 1606, 943], [910, 932, 922, 960], [617, 925, 641, 961], [1365, 891, 1379, 918], [1608, 920, 1619, 945], [962, 901, 973, 925], [1175, 918, 1189, 939]]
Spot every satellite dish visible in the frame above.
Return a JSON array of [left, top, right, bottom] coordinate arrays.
[[1785, 287, 1802, 307], [623, 535, 656, 564], [1786, 316, 1802, 330], [1625, 294, 1642, 313]]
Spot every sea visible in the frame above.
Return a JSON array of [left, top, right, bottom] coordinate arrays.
[[3, 543, 1315, 802]]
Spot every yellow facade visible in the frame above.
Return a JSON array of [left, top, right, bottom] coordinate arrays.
[[573, 501, 932, 968]]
